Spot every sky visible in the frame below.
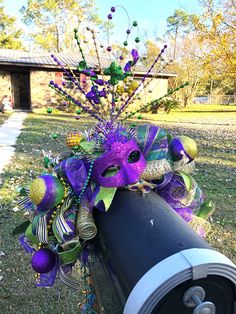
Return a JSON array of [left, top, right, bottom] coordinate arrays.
[[3, 0, 201, 45]]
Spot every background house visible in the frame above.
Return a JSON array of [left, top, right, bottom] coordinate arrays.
[[0, 49, 176, 111]]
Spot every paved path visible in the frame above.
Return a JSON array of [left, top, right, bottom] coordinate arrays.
[[0, 112, 28, 174]]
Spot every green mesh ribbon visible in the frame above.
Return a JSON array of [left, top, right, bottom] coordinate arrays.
[[57, 240, 82, 265], [25, 223, 38, 245], [135, 124, 172, 162], [197, 200, 215, 219]]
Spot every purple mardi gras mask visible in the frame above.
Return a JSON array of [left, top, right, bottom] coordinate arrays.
[[93, 138, 146, 187]]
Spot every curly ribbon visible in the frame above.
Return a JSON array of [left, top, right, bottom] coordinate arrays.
[[52, 197, 73, 243], [36, 214, 48, 244], [77, 204, 97, 240]]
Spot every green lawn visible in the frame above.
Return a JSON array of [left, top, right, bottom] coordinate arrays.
[[0, 112, 11, 126], [0, 106, 235, 313]]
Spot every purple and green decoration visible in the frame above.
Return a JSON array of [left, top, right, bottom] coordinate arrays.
[[15, 4, 215, 292]]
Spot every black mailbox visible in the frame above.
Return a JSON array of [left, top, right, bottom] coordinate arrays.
[[90, 190, 236, 314]]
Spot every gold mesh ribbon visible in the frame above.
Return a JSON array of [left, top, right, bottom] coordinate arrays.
[[174, 159, 196, 173], [179, 175, 197, 207], [77, 205, 97, 240], [141, 159, 172, 181], [189, 215, 211, 237]]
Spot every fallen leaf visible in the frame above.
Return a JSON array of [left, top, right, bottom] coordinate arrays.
[[12, 207, 20, 212]]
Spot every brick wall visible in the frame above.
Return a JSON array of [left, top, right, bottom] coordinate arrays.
[[30, 70, 59, 108]]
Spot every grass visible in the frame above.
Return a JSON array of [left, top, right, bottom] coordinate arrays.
[[0, 112, 11, 126], [0, 105, 236, 313], [139, 104, 236, 125], [0, 112, 92, 314]]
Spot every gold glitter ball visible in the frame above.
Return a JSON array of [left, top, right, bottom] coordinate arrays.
[[66, 131, 84, 148]]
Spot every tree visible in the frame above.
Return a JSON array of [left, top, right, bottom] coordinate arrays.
[[167, 34, 211, 107], [197, 0, 236, 93], [166, 9, 199, 59], [0, 0, 24, 49], [141, 40, 160, 67], [165, 2, 236, 105], [20, 0, 100, 52]]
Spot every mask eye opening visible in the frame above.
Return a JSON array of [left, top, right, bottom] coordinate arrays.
[[128, 150, 141, 163], [101, 165, 120, 177]]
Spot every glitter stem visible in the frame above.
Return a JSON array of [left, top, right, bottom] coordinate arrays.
[[116, 45, 168, 119], [121, 82, 189, 121]]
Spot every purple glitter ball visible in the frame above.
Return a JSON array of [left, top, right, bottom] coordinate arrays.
[[108, 13, 112, 20], [119, 55, 124, 60], [111, 6, 116, 12], [31, 248, 56, 274], [107, 46, 112, 52], [126, 29, 131, 34]]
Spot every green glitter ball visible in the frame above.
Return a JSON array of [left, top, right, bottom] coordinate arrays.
[[123, 40, 128, 46], [130, 123, 137, 128], [135, 37, 140, 43], [51, 133, 59, 139], [76, 109, 82, 115], [133, 21, 138, 27], [47, 108, 52, 114], [137, 115, 142, 120]]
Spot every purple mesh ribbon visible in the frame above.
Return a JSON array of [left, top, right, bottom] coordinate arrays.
[[19, 235, 35, 254], [36, 260, 58, 287], [60, 158, 87, 197]]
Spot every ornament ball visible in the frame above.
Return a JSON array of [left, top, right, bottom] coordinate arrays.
[[31, 248, 56, 274]]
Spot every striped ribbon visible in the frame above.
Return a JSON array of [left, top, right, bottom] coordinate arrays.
[[59, 265, 81, 290], [36, 215, 48, 244], [53, 197, 73, 243], [18, 196, 31, 210]]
